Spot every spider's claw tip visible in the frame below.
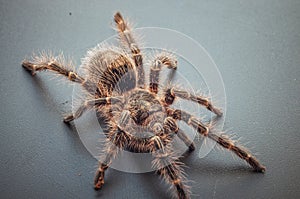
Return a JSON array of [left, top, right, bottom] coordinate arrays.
[[22, 61, 37, 76], [212, 108, 223, 117], [207, 105, 223, 117], [63, 119, 70, 123], [254, 166, 266, 173], [63, 115, 74, 123], [259, 166, 266, 173], [216, 111, 223, 117], [94, 181, 104, 190], [188, 143, 195, 152]]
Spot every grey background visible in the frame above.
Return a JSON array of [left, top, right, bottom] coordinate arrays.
[[1, 0, 299, 198]]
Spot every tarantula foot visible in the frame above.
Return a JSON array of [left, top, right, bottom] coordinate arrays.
[[94, 170, 105, 190], [63, 114, 74, 123], [208, 105, 223, 117], [22, 61, 36, 75], [188, 143, 195, 152], [94, 170, 104, 190], [94, 181, 104, 190], [255, 166, 266, 173]]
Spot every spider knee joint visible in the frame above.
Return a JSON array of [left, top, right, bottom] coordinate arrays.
[[173, 178, 181, 185], [68, 71, 76, 80], [130, 44, 140, 54], [47, 61, 54, 67], [204, 126, 209, 136]]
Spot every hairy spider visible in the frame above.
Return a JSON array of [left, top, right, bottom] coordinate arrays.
[[22, 12, 265, 199]]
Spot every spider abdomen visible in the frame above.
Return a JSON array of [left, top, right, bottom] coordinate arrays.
[[82, 48, 136, 97]]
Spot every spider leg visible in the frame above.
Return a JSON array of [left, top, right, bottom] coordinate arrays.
[[63, 96, 122, 123], [94, 124, 132, 189], [22, 52, 104, 98], [149, 117, 190, 199], [114, 12, 145, 88], [166, 108, 266, 172], [149, 52, 177, 94], [94, 111, 153, 189], [164, 88, 223, 116], [94, 143, 116, 190], [22, 54, 84, 83]]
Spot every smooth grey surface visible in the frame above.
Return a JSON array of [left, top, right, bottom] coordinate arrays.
[[1, 0, 300, 199]]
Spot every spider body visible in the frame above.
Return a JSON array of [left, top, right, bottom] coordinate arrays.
[[126, 89, 163, 125], [22, 12, 265, 199]]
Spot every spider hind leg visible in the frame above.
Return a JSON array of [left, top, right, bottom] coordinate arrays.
[[208, 132, 266, 172], [149, 117, 191, 199], [149, 135, 190, 199], [94, 125, 132, 189], [167, 108, 266, 172]]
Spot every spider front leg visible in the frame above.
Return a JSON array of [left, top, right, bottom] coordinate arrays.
[[114, 12, 145, 88], [63, 96, 123, 123], [22, 52, 104, 99], [22, 53, 84, 83], [149, 52, 177, 94], [164, 88, 223, 116], [94, 124, 132, 189], [167, 108, 266, 172], [149, 117, 190, 199]]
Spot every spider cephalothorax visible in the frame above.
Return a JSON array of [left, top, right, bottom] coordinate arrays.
[[22, 12, 265, 199], [126, 89, 163, 125]]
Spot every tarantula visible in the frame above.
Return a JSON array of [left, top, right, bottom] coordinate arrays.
[[22, 12, 265, 199]]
